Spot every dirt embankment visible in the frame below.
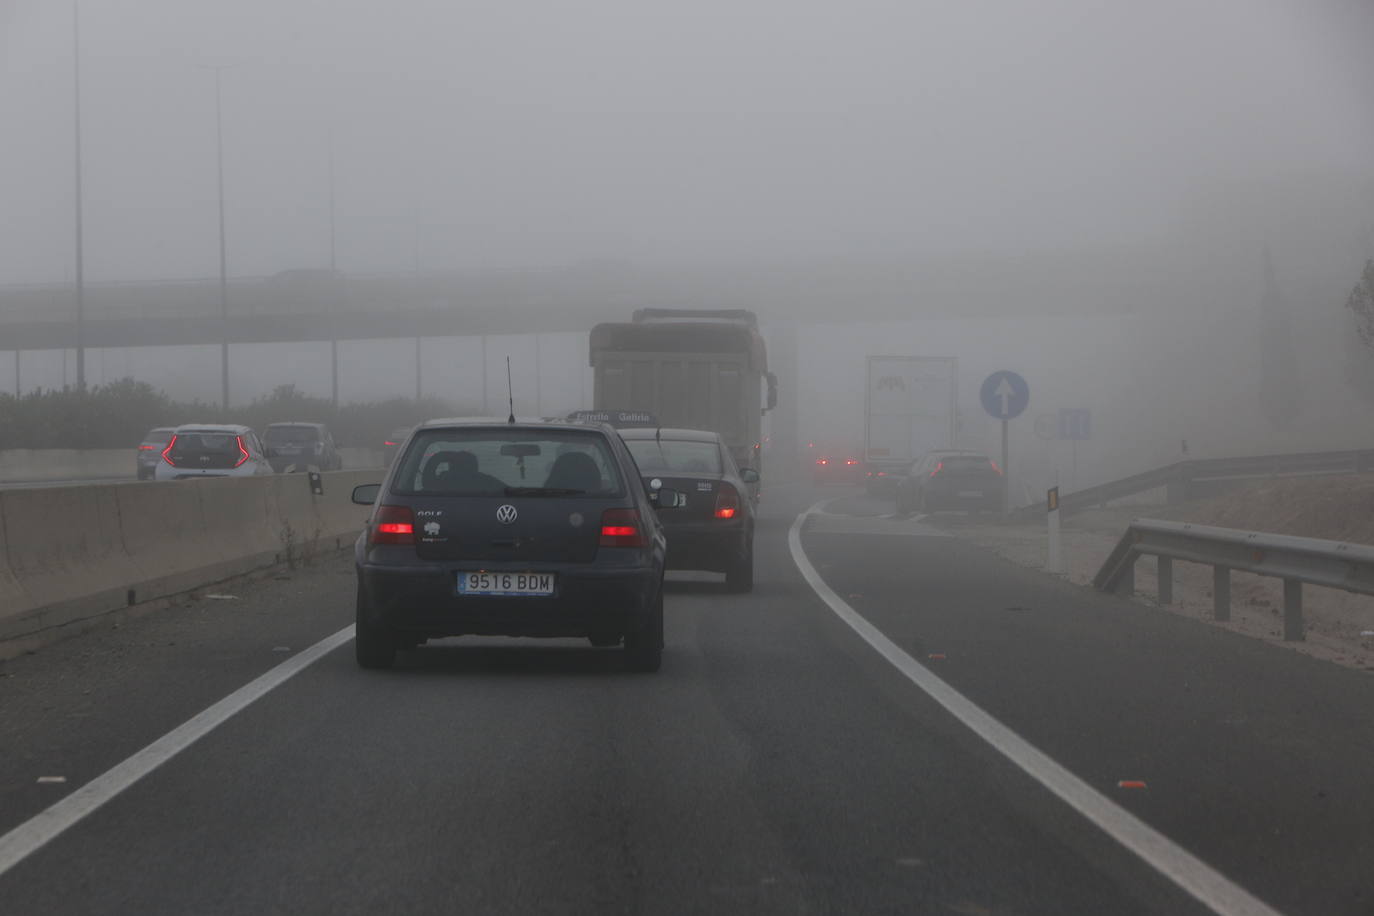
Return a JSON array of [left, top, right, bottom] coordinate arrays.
[[948, 475, 1374, 672]]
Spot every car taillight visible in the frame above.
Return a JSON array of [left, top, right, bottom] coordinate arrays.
[[138, 444, 156, 450], [816, 458, 829, 466], [233, 436, 250, 468], [384, 440, 397, 447], [715, 484, 740, 520], [161, 435, 178, 466], [930, 461, 944, 477], [844, 458, 859, 466], [990, 460, 1003, 475], [371, 505, 415, 546], [600, 508, 646, 547]]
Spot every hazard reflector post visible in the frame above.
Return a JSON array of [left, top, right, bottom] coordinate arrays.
[[308, 471, 324, 496], [1047, 486, 1062, 574]]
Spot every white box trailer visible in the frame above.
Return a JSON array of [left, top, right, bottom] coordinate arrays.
[[864, 355, 958, 494]]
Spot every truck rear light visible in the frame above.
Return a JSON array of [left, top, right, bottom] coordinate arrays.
[[714, 484, 740, 519], [599, 508, 647, 547], [233, 436, 250, 468], [161, 436, 178, 466], [371, 505, 415, 545]]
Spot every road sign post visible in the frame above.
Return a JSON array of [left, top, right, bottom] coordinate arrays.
[[980, 371, 1029, 513], [1047, 486, 1062, 573]]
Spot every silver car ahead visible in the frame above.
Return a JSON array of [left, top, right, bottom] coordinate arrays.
[[154, 424, 275, 481]]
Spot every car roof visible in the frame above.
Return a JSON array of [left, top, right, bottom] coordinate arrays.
[[172, 423, 253, 433], [414, 417, 617, 435], [266, 421, 325, 429], [618, 427, 721, 443]]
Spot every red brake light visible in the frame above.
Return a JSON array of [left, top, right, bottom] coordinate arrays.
[[600, 508, 646, 547], [384, 440, 397, 447], [138, 444, 156, 450], [714, 483, 740, 519], [233, 436, 250, 468], [930, 461, 944, 477], [990, 460, 1003, 475], [816, 458, 829, 466], [845, 458, 859, 466], [161, 435, 178, 466], [371, 505, 415, 546]]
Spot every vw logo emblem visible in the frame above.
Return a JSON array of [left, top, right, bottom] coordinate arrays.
[[496, 504, 518, 525]]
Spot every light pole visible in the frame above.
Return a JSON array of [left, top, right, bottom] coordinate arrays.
[[73, 0, 86, 390], [328, 130, 339, 408], [202, 64, 236, 410]]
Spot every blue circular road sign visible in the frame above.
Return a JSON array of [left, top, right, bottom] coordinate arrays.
[[980, 371, 1030, 420]]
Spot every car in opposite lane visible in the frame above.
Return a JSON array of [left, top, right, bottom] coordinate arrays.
[[351, 419, 683, 671], [618, 427, 757, 592]]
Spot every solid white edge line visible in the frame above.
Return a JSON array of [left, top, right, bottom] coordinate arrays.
[[0, 624, 356, 878], [789, 502, 1283, 916]]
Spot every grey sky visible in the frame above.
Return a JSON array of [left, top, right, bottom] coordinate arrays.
[[3, 0, 1372, 284]]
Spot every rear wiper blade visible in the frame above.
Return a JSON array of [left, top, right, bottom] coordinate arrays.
[[503, 486, 587, 497]]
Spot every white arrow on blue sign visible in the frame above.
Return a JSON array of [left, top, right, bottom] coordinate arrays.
[[980, 371, 1029, 420]]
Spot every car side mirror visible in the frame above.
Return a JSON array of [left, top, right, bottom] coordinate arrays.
[[740, 468, 760, 484], [351, 483, 381, 505], [654, 487, 685, 509]]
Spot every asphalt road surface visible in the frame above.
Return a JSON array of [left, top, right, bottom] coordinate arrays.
[[2, 482, 1372, 915]]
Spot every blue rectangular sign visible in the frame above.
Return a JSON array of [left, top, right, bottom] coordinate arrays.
[[1058, 408, 1091, 441]]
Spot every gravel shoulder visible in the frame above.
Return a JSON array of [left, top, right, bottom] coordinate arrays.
[[931, 479, 1374, 673]]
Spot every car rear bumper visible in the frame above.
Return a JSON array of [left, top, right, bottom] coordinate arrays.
[[359, 562, 660, 638], [661, 521, 748, 572]]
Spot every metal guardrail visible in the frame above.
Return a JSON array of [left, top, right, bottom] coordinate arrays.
[[1093, 518, 1374, 641], [1018, 448, 1374, 520]]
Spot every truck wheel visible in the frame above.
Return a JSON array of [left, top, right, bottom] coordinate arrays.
[[624, 587, 663, 673]]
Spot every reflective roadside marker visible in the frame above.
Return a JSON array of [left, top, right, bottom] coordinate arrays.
[[1117, 780, 1148, 789], [928, 653, 946, 661]]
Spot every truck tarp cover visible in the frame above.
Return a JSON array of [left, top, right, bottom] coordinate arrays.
[[866, 356, 956, 462]]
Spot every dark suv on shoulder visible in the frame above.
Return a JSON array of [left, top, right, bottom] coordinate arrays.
[[351, 419, 683, 672]]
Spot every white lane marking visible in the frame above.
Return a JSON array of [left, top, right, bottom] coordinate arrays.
[[788, 502, 1282, 916], [0, 625, 354, 879]]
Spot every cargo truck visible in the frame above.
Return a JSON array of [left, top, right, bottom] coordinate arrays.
[[589, 309, 777, 480], [864, 355, 958, 495]]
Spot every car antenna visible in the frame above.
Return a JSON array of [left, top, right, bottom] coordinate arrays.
[[506, 356, 516, 425]]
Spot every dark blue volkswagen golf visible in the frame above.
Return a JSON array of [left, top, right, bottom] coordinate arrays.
[[351, 419, 682, 672]]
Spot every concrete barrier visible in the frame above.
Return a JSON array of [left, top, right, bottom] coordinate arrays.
[[0, 449, 131, 483], [0, 447, 383, 484], [0, 470, 381, 656]]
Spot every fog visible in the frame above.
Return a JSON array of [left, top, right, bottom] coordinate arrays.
[[2, 0, 1374, 488], [4, 0, 1372, 279]]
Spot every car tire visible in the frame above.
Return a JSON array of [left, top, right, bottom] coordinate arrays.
[[623, 587, 663, 673], [725, 539, 754, 593], [355, 581, 396, 670]]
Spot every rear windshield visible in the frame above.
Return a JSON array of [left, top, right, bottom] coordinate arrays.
[[939, 456, 995, 471], [266, 426, 322, 444], [624, 439, 722, 475], [140, 428, 174, 445], [170, 432, 243, 457], [392, 429, 624, 497]]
